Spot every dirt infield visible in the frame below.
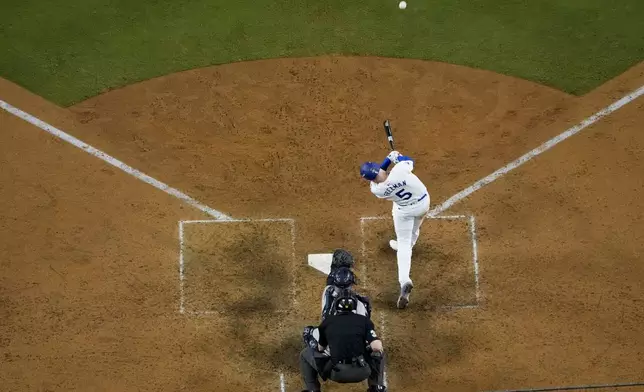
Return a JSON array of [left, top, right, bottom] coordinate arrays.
[[1, 57, 643, 392]]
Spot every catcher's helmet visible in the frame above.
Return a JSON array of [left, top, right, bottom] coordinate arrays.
[[331, 249, 354, 269], [331, 266, 356, 288], [360, 162, 380, 181]]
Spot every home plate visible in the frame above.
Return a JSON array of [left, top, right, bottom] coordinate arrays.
[[308, 253, 333, 275]]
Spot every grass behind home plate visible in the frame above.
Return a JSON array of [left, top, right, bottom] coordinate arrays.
[[1, 0, 643, 105]]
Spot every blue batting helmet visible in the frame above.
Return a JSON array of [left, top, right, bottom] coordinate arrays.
[[360, 162, 379, 181]]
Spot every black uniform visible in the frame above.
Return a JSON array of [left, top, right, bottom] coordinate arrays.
[[299, 311, 386, 391]]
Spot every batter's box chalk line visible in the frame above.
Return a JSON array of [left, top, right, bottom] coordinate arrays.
[[360, 214, 480, 310], [178, 218, 297, 315]]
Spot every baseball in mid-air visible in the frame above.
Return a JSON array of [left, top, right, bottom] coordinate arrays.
[[399, 1, 407, 9]]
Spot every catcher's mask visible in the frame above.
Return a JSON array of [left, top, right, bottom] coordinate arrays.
[[332, 266, 356, 289]]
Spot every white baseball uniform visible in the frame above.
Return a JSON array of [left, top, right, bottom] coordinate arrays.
[[370, 158, 430, 287]]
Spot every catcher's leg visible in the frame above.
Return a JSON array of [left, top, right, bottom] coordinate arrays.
[[367, 351, 387, 389], [299, 348, 322, 391]]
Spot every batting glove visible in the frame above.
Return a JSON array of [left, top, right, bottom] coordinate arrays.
[[387, 150, 401, 164]]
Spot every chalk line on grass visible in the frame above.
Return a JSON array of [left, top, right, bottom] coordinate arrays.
[[429, 85, 644, 217], [0, 99, 230, 220]]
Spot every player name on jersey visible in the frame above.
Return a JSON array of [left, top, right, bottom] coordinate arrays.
[[383, 181, 407, 197]]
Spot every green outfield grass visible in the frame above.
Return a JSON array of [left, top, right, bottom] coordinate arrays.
[[1, 0, 643, 105]]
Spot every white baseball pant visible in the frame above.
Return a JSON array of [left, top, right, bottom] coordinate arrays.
[[392, 195, 430, 287]]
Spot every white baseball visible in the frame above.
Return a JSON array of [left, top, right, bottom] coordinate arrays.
[[399, 1, 407, 9]]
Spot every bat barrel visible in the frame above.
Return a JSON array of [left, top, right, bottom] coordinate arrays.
[[383, 120, 394, 150]]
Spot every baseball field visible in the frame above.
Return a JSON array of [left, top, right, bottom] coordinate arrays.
[[1, 1, 644, 391]]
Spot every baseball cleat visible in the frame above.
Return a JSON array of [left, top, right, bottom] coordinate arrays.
[[397, 281, 413, 309], [389, 240, 398, 251]]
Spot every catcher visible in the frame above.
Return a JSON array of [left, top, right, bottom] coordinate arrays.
[[300, 294, 387, 392], [298, 249, 386, 391], [320, 249, 371, 320]]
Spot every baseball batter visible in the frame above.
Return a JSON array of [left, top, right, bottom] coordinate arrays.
[[360, 150, 430, 309]]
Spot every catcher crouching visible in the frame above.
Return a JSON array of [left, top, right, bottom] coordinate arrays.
[[299, 249, 387, 392]]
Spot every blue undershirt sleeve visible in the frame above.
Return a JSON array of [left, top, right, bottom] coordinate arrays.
[[380, 157, 392, 171]]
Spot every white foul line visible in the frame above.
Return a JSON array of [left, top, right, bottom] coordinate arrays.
[[0, 99, 231, 220], [429, 85, 644, 216]]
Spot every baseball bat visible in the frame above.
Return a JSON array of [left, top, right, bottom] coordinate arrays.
[[383, 120, 395, 150]]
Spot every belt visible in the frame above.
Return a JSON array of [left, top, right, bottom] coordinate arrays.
[[402, 193, 427, 207], [335, 355, 367, 365]]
